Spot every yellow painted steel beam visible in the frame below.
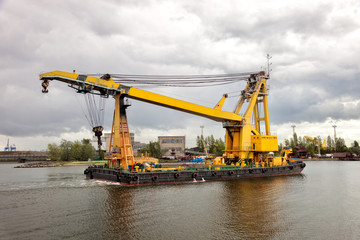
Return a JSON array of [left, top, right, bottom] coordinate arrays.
[[214, 94, 228, 110], [40, 71, 242, 122], [40, 70, 121, 92], [127, 88, 242, 122]]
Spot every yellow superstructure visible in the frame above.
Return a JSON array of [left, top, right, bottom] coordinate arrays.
[[40, 70, 281, 168]]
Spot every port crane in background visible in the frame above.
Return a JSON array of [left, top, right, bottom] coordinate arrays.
[[304, 136, 326, 155], [4, 139, 16, 151], [40, 70, 281, 169]]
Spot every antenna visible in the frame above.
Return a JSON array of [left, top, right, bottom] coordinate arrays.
[[267, 54, 272, 77], [291, 125, 296, 135], [332, 124, 337, 147], [330, 120, 339, 151], [200, 125, 204, 137]]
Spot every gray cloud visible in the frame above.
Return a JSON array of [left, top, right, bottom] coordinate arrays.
[[0, 0, 360, 149]]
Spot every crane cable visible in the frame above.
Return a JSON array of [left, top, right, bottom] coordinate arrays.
[[84, 93, 106, 146], [87, 72, 257, 87]]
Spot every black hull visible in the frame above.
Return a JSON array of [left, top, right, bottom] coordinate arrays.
[[84, 161, 306, 186]]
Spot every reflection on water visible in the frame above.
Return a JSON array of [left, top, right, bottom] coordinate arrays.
[[1, 162, 360, 240], [220, 176, 308, 239]]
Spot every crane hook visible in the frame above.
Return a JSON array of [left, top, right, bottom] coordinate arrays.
[[41, 80, 49, 93], [93, 126, 104, 146]]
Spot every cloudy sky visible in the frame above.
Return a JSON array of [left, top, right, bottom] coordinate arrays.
[[0, 0, 359, 150]]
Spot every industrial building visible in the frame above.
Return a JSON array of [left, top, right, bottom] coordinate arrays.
[[158, 136, 185, 158]]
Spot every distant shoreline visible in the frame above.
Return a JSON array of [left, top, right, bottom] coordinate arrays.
[[303, 158, 340, 161], [4, 160, 107, 168], [3, 158, 351, 168]]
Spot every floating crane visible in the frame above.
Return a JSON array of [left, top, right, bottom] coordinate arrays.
[[40, 70, 278, 165], [40, 69, 305, 185]]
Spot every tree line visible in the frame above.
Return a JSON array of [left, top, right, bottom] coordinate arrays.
[[196, 135, 225, 156], [138, 135, 226, 158], [47, 139, 96, 161], [283, 133, 359, 155], [139, 141, 163, 158]]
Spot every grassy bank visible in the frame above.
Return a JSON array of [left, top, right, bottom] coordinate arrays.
[[62, 160, 107, 166], [303, 158, 339, 161]]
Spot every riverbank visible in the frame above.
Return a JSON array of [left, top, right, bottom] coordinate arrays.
[[10, 158, 345, 168], [11, 158, 179, 168], [12, 160, 107, 168], [303, 158, 339, 161]]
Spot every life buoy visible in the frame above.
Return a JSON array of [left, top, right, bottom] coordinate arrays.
[[84, 169, 89, 174], [174, 173, 180, 178], [248, 169, 253, 173], [300, 163, 306, 168], [133, 175, 139, 181], [288, 165, 294, 170], [229, 171, 234, 175], [152, 176, 158, 182], [192, 173, 198, 178], [211, 171, 217, 177]]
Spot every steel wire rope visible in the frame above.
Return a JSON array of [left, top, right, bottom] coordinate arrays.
[[87, 72, 255, 87], [89, 71, 256, 79], [73, 92, 92, 128], [112, 77, 249, 85], [99, 96, 105, 127], [86, 93, 106, 127], [116, 80, 246, 88], [112, 77, 248, 83], [83, 71, 258, 112], [85, 94, 95, 127]]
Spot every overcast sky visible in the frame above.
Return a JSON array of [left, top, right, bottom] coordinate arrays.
[[0, 0, 359, 150]]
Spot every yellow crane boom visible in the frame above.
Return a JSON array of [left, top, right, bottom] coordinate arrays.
[[40, 71, 242, 122]]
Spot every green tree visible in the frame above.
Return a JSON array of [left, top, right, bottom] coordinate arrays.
[[284, 139, 290, 147], [47, 138, 96, 162], [47, 143, 61, 161], [206, 135, 215, 153], [141, 141, 162, 158], [213, 138, 225, 156], [290, 138, 295, 149], [60, 139, 74, 161], [326, 136, 333, 150], [335, 137, 348, 152], [196, 136, 205, 152], [80, 139, 96, 161], [195, 135, 225, 156], [293, 132, 298, 146], [72, 140, 82, 161], [349, 141, 360, 155]]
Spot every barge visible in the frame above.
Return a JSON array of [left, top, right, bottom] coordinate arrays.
[[84, 160, 306, 186]]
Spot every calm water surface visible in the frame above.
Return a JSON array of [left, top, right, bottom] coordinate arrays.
[[1, 161, 359, 240]]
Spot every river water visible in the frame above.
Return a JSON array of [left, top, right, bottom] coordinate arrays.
[[0, 161, 359, 240]]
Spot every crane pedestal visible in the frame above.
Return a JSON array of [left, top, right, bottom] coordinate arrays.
[[108, 94, 135, 169]]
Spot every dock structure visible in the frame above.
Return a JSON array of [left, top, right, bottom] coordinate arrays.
[[0, 151, 49, 162]]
